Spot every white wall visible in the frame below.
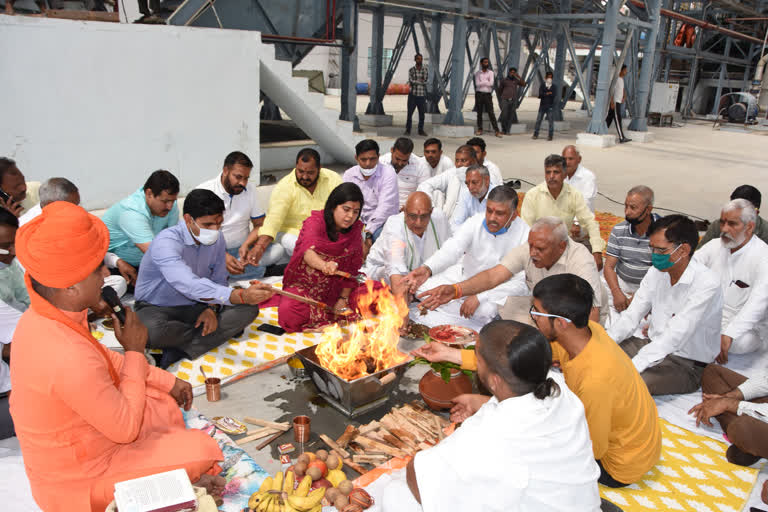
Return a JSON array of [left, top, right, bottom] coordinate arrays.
[[0, 15, 262, 210]]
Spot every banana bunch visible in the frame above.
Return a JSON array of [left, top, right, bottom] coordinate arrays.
[[248, 471, 325, 512]]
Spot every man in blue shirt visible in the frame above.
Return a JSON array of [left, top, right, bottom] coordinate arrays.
[[102, 170, 181, 270], [134, 189, 275, 368]]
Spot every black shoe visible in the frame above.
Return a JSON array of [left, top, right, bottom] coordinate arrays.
[[418, 130, 428, 136], [532, 134, 539, 140], [159, 348, 187, 369], [619, 138, 632, 143], [547, 135, 553, 141], [726, 445, 762, 466]]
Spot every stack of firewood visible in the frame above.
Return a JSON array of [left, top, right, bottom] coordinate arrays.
[[319, 401, 454, 474]]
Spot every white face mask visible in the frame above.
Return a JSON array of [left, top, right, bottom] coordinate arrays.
[[359, 165, 377, 177], [545, 79, 553, 87], [0, 261, 8, 270], [193, 220, 220, 246]]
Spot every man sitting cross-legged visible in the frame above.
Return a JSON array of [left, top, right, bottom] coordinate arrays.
[[418, 216, 605, 327], [414, 274, 662, 488], [607, 215, 722, 395], [693, 199, 768, 363], [403, 186, 529, 331], [382, 320, 601, 512], [690, 364, 768, 467], [11, 201, 225, 512], [361, 191, 451, 301], [134, 189, 275, 368]]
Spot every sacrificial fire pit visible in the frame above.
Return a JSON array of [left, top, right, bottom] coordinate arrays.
[[296, 281, 412, 417]]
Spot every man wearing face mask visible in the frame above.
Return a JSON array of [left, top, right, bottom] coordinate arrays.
[[533, 71, 556, 141], [603, 186, 659, 328], [607, 215, 723, 396], [693, 199, 768, 364], [133, 189, 275, 369], [403, 186, 529, 331]]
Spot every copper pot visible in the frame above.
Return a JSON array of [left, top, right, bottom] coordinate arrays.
[[418, 368, 473, 411]]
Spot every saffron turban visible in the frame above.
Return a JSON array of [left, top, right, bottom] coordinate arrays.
[[16, 201, 109, 288]]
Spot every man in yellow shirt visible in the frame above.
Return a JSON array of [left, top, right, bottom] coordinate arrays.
[[245, 148, 342, 267], [413, 272, 661, 487], [521, 154, 604, 270]]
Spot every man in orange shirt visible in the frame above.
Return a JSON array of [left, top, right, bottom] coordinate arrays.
[[11, 201, 224, 512], [414, 273, 661, 486]]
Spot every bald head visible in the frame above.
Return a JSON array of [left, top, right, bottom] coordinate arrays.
[[562, 145, 582, 177], [405, 191, 432, 212], [404, 191, 434, 237]]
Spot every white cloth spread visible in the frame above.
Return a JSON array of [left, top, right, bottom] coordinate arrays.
[[413, 372, 600, 512], [607, 260, 723, 373], [362, 211, 451, 283]]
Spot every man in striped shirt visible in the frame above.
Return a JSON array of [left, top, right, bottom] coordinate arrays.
[[603, 186, 659, 327]]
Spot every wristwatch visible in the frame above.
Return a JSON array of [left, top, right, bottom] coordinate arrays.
[[208, 304, 222, 314]]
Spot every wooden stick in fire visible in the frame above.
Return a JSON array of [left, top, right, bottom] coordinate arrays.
[[267, 286, 352, 316]]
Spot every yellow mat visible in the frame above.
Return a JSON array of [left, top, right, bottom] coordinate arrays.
[[600, 419, 760, 512], [166, 306, 322, 393]]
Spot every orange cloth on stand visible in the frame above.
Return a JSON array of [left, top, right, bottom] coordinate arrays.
[[11, 201, 223, 512]]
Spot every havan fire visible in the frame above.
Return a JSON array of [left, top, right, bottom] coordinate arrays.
[[314, 281, 410, 381]]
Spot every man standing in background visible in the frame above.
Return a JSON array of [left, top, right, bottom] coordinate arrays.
[[606, 65, 631, 143], [474, 58, 502, 138], [498, 67, 525, 135], [405, 53, 429, 137]]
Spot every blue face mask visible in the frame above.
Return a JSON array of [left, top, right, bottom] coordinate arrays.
[[651, 244, 681, 271], [482, 214, 514, 236]]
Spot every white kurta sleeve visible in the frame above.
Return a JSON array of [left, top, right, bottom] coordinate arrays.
[[606, 271, 655, 343], [738, 372, 768, 401], [737, 401, 768, 424], [423, 221, 474, 277]]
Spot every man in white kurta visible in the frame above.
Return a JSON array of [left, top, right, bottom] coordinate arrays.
[[418, 145, 479, 219], [562, 145, 597, 212], [417, 138, 453, 178], [693, 199, 768, 363], [450, 165, 492, 232], [380, 320, 600, 512], [361, 193, 451, 297], [380, 138, 431, 208], [405, 187, 529, 331]]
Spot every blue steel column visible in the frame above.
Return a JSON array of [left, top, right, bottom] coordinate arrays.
[[427, 14, 443, 114], [507, 0, 522, 73], [629, 0, 662, 131], [365, 8, 385, 115], [552, 14, 570, 121], [444, 0, 468, 125], [340, 0, 359, 129], [586, 0, 620, 134]]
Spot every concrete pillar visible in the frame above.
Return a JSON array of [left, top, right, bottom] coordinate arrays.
[[711, 36, 732, 116], [339, 0, 359, 129], [426, 14, 443, 114], [629, 0, 662, 131], [444, 0, 468, 125], [365, 7, 385, 115], [586, 0, 620, 134]]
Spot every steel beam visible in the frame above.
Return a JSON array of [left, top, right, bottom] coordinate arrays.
[[444, 0, 468, 125], [587, 0, 620, 134], [563, 27, 595, 115], [340, 0, 359, 128], [424, 14, 444, 113], [711, 35, 732, 116], [365, 7, 386, 115], [553, 21, 569, 121], [629, 0, 662, 131]]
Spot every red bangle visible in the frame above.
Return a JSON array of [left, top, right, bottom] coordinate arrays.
[[237, 288, 245, 304]]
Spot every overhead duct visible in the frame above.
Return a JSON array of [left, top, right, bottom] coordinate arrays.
[[629, 0, 765, 45]]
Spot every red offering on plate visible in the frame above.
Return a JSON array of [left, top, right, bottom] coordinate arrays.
[[428, 325, 479, 347]]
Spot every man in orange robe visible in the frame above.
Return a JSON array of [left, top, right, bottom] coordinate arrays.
[[10, 201, 224, 512]]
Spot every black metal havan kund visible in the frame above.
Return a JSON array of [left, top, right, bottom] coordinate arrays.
[[296, 344, 412, 418]]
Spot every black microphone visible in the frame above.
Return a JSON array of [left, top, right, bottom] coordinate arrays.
[[101, 286, 127, 325]]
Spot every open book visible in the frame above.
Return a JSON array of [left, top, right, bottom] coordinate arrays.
[[114, 468, 198, 512]]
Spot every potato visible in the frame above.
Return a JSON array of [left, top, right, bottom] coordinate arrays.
[[326, 454, 340, 470], [297, 454, 310, 465], [307, 466, 323, 481], [293, 462, 308, 478], [315, 449, 329, 461], [338, 480, 354, 496], [334, 495, 349, 509], [325, 487, 341, 503]]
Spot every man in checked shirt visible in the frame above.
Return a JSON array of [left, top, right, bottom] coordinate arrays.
[[406, 53, 429, 137]]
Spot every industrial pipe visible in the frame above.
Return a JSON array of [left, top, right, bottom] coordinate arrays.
[[629, 0, 765, 45]]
